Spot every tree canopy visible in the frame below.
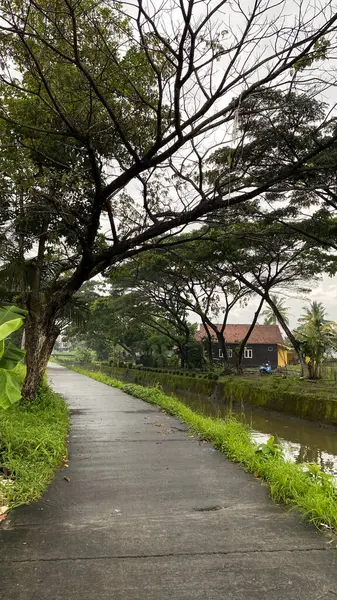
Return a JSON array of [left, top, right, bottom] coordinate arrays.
[[1, 0, 337, 396]]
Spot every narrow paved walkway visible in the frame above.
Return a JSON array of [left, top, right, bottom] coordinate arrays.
[[1, 365, 337, 599]]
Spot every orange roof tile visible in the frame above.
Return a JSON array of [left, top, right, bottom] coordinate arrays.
[[196, 324, 283, 345]]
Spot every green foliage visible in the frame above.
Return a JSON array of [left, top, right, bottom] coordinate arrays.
[[185, 339, 205, 369], [293, 38, 331, 72], [0, 342, 25, 371], [0, 369, 69, 509], [295, 301, 337, 378], [256, 436, 284, 459], [74, 347, 97, 364], [301, 463, 337, 509], [66, 286, 203, 369], [0, 305, 26, 340], [0, 305, 26, 409], [89, 364, 215, 396], [72, 366, 337, 531]]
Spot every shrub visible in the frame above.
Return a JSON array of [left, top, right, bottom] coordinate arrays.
[[74, 348, 97, 364]]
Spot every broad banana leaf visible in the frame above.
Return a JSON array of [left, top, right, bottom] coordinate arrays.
[[0, 342, 25, 370], [0, 369, 22, 409], [0, 305, 27, 342], [0, 305, 26, 409]]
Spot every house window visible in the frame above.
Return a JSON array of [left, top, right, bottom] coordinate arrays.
[[219, 349, 232, 358], [268, 346, 274, 352], [244, 348, 253, 359]]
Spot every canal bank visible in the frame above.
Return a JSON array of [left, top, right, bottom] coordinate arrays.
[[86, 365, 337, 426]]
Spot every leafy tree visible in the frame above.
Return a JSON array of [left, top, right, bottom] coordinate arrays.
[[107, 258, 208, 369], [74, 348, 97, 365], [123, 288, 198, 370], [65, 291, 180, 367], [207, 88, 330, 206], [295, 301, 337, 379], [114, 242, 254, 369], [262, 296, 290, 326], [0, 1, 336, 398]]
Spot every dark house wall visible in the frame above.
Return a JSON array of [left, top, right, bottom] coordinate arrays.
[[211, 343, 278, 368]]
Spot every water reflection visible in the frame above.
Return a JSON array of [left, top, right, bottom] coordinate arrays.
[[172, 388, 337, 478]]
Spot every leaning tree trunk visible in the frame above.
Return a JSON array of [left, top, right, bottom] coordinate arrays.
[[237, 297, 264, 373], [22, 312, 60, 400], [215, 331, 230, 371], [201, 319, 214, 365]]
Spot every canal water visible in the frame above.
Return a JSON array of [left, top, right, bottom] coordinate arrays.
[[174, 389, 337, 478]]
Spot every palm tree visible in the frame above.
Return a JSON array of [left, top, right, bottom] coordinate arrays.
[[298, 301, 327, 327], [296, 301, 337, 379], [262, 295, 289, 326]]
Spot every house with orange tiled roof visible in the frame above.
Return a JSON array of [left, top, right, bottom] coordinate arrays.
[[196, 324, 294, 368]]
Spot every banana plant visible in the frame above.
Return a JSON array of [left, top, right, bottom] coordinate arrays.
[[0, 305, 27, 409]]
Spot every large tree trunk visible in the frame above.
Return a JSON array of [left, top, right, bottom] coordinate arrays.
[[201, 319, 214, 365], [176, 342, 188, 369], [215, 330, 230, 371], [22, 312, 60, 400], [237, 297, 264, 372], [183, 325, 192, 370]]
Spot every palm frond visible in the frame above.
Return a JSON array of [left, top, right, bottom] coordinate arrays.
[[55, 296, 90, 330]]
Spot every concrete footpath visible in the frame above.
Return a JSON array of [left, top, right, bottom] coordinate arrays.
[[1, 364, 337, 599]]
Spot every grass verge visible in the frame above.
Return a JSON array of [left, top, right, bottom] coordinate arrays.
[[72, 366, 337, 532], [0, 364, 69, 510]]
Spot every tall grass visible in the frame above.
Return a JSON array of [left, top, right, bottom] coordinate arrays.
[[0, 365, 69, 510], [73, 366, 337, 532]]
